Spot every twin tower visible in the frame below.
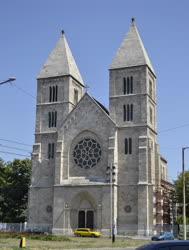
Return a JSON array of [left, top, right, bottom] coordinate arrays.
[[28, 19, 167, 235]]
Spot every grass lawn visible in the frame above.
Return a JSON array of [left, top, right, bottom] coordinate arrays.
[[0, 233, 150, 250]]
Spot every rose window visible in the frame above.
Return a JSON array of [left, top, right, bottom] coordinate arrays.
[[73, 138, 101, 169]]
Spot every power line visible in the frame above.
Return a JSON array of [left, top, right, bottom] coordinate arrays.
[[0, 150, 31, 158], [0, 144, 31, 153], [0, 138, 32, 147], [11, 83, 35, 100], [159, 123, 189, 134]]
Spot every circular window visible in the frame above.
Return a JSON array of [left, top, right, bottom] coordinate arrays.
[[73, 138, 101, 169], [124, 205, 132, 213], [125, 206, 131, 213]]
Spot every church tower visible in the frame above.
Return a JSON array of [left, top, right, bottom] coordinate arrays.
[[29, 31, 84, 227], [109, 19, 158, 235]]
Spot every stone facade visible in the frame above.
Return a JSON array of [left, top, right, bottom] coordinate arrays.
[[28, 20, 169, 235]]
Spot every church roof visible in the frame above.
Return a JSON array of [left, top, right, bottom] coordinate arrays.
[[38, 31, 84, 85], [92, 98, 109, 115], [110, 19, 155, 75]]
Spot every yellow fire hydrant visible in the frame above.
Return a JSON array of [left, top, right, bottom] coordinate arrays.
[[19, 237, 26, 248]]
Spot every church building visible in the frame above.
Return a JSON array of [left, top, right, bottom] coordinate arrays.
[[28, 19, 169, 235]]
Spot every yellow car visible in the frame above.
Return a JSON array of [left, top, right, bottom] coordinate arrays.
[[74, 228, 101, 237]]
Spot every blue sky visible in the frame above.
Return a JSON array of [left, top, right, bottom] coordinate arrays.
[[0, 0, 189, 180]]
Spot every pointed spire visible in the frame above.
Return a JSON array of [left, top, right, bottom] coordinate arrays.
[[38, 31, 84, 85], [110, 18, 155, 75]]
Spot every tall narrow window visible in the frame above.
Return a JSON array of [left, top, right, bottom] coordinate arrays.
[[54, 111, 57, 127], [55, 85, 58, 102], [48, 112, 51, 127], [49, 85, 58, 102], [126, 104, 130, 121], [49, 87, 52, 102], [123, 78, 126, 94], [149, 80, 153, 98], [125, 138, 128, 154], [129, 138, 132, 154], [130, 104, 133, 121], [48, 143, 51, 159], [52, 86, 55, 102], [123, 105, 126, 121], [127, 77, 130, 94], [48, 111, 57, 128], [150, 107, 153, 124], [130, 76, 133, 94], [74, 89, 79, 105], [123, 76, 133, 94], [123, 104, 133, 122], [125, 138, 132, 154], [52, 111, 55, 127], [48, 143, 55, 159]]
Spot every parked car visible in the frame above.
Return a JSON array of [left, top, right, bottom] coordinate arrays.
[[151, 231, 174, 241], [136, 241, 189, 250], [73, 228, 101, 237]]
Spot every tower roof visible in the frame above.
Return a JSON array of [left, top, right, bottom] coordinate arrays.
[[38, 31, 84, 85], [110, 19, 155, 75]]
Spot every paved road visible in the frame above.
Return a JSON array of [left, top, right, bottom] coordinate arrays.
[[67, 248, 136, 250]]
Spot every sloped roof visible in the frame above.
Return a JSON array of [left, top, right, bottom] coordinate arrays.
[[110, 20, 155, 75], [38, 31, 84, 85]]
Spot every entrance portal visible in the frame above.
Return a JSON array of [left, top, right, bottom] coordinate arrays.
[[78, 210, 94, 229]]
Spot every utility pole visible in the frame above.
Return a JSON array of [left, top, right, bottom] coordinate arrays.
[[106, 164, 116, 243], [0, 77, 16, 85], [182, 147, 189, 240]]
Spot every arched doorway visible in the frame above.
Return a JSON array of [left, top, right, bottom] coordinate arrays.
[[70, 191, 97, 230], [78, 210, 94, 229]]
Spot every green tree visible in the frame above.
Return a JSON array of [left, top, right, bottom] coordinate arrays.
[[174, 171, 189, 221], [0, 158, 31, 222]]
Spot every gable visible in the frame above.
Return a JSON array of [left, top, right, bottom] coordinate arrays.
[[59, 93, 115, 135]]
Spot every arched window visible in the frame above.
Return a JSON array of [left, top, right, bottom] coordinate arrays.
[[49, 86, 52, 102], [123, 78, 126, 94], [49, 85, 58, 102], [123, 105, 126, 121], [130, 76, 133, 94], [125, 138, 128, 154], [55, 85, 58, 101], [48, 111, 57, 127], [48, 143, 55, 159], [74, 89, 79, 105], [125, 138, 132, 155], [48, 112, 51, 127], [127, 77, 130, 94], [130, 104, 133, 121], [123, 76, 133, 94]]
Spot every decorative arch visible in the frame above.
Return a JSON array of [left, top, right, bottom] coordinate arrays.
[[70, 191, 97, 229]]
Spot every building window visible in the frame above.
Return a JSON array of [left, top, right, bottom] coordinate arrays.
[[49, 85, 58, 102], [48, 111, 57, 127], [74, 89, 79, 105], [48, 143, 55, 159], [123, 105, 126, 121], [149, 80, 153, 98], [123, 104, 133, 121], [125, 138, 132, 154], [150, 107, 153, 124], [123, 76, 133, 94]]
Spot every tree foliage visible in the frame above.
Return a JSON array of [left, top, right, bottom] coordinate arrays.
[[174, 171, 189, 219], [0, 158, 31, 222]]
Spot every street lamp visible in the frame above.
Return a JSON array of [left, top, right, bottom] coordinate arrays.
[[182, 146, 189, 240], [106, 164, 116, 243], [0, 77, 16, 85]]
